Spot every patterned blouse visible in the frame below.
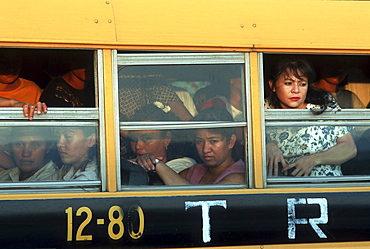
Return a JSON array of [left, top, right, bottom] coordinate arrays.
[[266, 97, 352, 176]]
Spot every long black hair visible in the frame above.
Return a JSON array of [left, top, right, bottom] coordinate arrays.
[[268, 58, 331, 114]]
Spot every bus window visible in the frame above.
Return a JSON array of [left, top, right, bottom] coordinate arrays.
[[264, 53, 370, 186], [0, 48, 102, 192], [121, 126, 245, 186], [117, 52, 248, 189], [0, 48, 96, 108]]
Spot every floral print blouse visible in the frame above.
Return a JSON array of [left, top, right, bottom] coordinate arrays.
[[266, 125, 352, 176], [265, 97, 352, 176]]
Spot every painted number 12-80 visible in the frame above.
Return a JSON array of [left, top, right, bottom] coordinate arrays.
[[65, 205, 144, 241]]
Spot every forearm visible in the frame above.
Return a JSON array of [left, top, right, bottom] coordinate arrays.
[[169, 101, 192, 121], [0, 97, 24, 107], [310, 140, 357, 165], [156, 162, 192, 185]]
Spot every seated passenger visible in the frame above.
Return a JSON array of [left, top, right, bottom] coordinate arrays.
[[118, 66, 192, 121], [121, 104, 197, 185], [136, 107, 245, 185], [0, 49, 47, 120], [40, 51, 94, 107], [265, 58, 357, 177], [171, 85, 198, 117], [53, 127, 98, 180], [313, 56, 364, 108], [200, 65, 244, 121], [0, 127, 58, 181]]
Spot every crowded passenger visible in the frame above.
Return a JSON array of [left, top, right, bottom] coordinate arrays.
[[40, 51, 95, 107], [200, 65, 244, 121], [0, 127, 58, 181], [53, 127, 98, 180], [313, 56, 364, 108], [121, 104, 197, 185], [118, 66, 192, 121], [265, 58, 357, 177], [135, 107, 245, 185], [0, 49, 47, 120]]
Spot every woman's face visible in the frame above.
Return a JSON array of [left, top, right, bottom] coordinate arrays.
[[129, 130, 171, 160], [12, 135, 49, 177], [195, 129, 235, 168], [57, 129, 96, 168], [269, 69, 308, 109]]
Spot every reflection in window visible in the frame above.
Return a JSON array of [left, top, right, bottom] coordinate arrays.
[[118, 64, 245, 122], [265, 125, 356, 177], [0, 126, 99, 182], [120, 107, 246, 186]]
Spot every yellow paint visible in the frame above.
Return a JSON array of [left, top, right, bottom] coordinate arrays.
[[102, 49, 117, 192], [3, 185, 370, 201], [0, 0, 369, 50], [249, 52, 264, 188]]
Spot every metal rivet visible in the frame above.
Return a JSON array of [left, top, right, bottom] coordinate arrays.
[[94, 19, 99, 23], [106, 1, 110, 4], [240, 24, 244, 28], [108, 19, 112, 23], [252, 23, 257, 28]]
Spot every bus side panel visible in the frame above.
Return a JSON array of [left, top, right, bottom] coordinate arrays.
[[0, 192, 369, 247], [114, 0, 370, 50]]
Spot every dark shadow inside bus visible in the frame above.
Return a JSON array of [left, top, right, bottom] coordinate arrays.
[[0, 48, 96, 107]]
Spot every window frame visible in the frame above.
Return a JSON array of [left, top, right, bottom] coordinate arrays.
[[0, 48, 106, 193], [262, 52, 370, 188], [114, 51, 252, 190]]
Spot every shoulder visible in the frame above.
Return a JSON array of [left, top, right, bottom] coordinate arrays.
[[306, 93, 341, 112], [19, 78, 41, 90], [43, 77, 68, 90]]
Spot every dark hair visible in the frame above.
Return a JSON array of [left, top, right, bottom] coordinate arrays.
[[11, 127, 53, 145], [129, 105, 188, 161], [131, 104, 179, 122], [0, 49, 22, 75], [54, 126, 97, 168], [268, 58, 330, 114], [191, 107, 240, 161], [192, 107, 236, 140], [314, 56, 350, 87], [9, 127, 55, 162]]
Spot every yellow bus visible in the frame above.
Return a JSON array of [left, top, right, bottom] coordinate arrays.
[[1, 0, 370, 248]]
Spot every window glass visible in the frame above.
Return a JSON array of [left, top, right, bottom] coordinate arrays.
[[0, 125, 99, 183], [120, 126, 246, 186], [118, 64, 245, 122], [265, 124, 355, 178]]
